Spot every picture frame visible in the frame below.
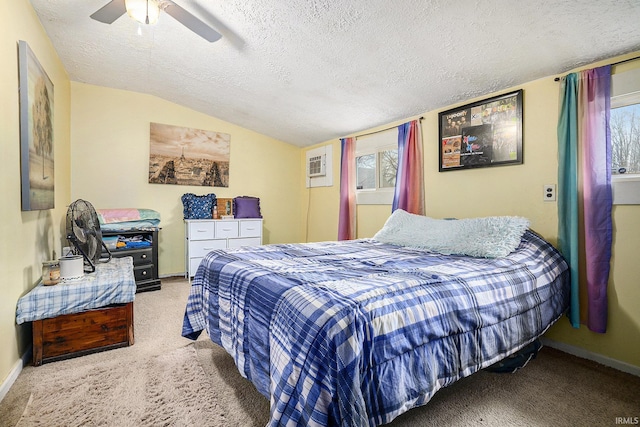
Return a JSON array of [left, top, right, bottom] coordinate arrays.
[[438, 89, 523, 172], [19, 40, 55, 210], [148, 122, 230, 187], [215, 198, 233, 218]]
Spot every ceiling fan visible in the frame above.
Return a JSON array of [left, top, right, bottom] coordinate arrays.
[[90, 0, 222, 42]]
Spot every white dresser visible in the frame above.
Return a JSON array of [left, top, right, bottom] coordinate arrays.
[[184, 218, 263, 278]]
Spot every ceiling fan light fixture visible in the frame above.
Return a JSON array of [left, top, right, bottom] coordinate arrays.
[[125, 0, 161, 25]]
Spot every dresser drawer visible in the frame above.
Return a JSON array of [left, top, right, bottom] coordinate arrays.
[[185, 219, 263, 280], [228, 237, 261, 248], [111, 248, 153, 265], [215, 221, 239, 238], [188, 221, 216, 240], [239, 220, 262, 238], [133, 264, 154, 282], [189, 257, 204, 277], [189, 239, 227, 258]]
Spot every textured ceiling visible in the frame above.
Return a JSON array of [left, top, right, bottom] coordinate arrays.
[[29, 0, 640, 147]]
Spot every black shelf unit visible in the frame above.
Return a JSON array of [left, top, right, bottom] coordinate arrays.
[[102, 229, 161, 293]]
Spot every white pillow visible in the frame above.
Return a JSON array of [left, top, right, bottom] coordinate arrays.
[[373, 209, 530, 258]]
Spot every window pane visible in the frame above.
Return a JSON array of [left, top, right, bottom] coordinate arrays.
[[611, 104, 640, 174], [379, 150, 397, 188], [356, 154, 375, 189]]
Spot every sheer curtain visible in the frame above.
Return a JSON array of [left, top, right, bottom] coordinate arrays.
[[557, 65, 612, 333], [338, 137, 356, 240], [392, 120, 425, 215]]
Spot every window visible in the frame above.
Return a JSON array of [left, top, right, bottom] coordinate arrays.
[[380, 150, 398, 188], [355, 129, 397, 205], [611, 65, 640, 204], [356, 154, 375, 190], [611, 101, 640, 175]]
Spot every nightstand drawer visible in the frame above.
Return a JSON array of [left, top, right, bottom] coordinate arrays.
[[110, 248, 153, 265], [133, 264, 154, 282], [130, 248, 153, 265], [102, 229, 161, 293]]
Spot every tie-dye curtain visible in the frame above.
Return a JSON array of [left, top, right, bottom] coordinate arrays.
[[338, 137, 356, 240], [557, 65, 612, 333], [392, 120, 425, 215]]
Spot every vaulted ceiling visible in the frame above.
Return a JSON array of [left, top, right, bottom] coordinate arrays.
[[29, 0, 640, 147]]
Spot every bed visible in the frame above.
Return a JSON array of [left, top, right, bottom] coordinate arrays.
[[182, 211, 570, 426]]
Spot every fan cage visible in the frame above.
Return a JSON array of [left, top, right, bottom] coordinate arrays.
[[66, 199, 112, 272]]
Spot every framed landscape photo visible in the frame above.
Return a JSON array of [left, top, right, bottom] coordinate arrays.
[[148, 122, 230, 187], [19, 40, 55, 210], [438, 89, 523, 172]]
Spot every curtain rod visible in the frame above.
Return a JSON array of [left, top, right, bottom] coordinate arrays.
[[344, 116, 424, 140], [554, 54, 640, 81]]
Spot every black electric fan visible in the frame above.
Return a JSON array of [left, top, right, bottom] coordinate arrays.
[[65, 199, 112, 273]]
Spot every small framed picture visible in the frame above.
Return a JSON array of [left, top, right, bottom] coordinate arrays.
[[438, 89, 523, 172], [216, 198, 233, 217]]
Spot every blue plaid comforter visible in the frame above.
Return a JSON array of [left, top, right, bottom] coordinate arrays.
[[182, 231, 569, 426]]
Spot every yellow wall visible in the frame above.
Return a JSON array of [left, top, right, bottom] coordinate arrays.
[[302, 53, 640, 369], [70, 82, 303, 276], [1, 1, 71, 386], [544, 57, 640, 368]]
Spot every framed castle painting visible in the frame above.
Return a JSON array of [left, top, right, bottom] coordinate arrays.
[[148, 123, 230, 187]]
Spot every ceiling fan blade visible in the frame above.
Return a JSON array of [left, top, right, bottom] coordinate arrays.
[[90, 0, 127, 24], [163, 2, 222, 42]]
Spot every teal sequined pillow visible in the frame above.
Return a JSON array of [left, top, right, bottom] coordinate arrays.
[[181, 193, 216, 219]]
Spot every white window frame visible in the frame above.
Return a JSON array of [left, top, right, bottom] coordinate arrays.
[[355, 129, 397, 205], [611, 67, 640, 205]]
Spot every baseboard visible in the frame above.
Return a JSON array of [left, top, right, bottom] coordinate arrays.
[[542, 338, 640, 377], [159, 273, 187, 279], [0, 346, 31, 403]]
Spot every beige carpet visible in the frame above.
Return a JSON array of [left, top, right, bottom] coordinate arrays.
[[1, 277, 638, 427]]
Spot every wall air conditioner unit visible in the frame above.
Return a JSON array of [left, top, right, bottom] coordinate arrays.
[[307, 154, 326, 178], [305, 145, 332, 188]]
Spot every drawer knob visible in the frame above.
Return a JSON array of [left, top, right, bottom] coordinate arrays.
[[142, 271, 147, 276], [141, 254, 147, 259]]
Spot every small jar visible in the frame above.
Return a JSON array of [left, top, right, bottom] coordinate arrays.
[[42, 260, 60, 286]]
